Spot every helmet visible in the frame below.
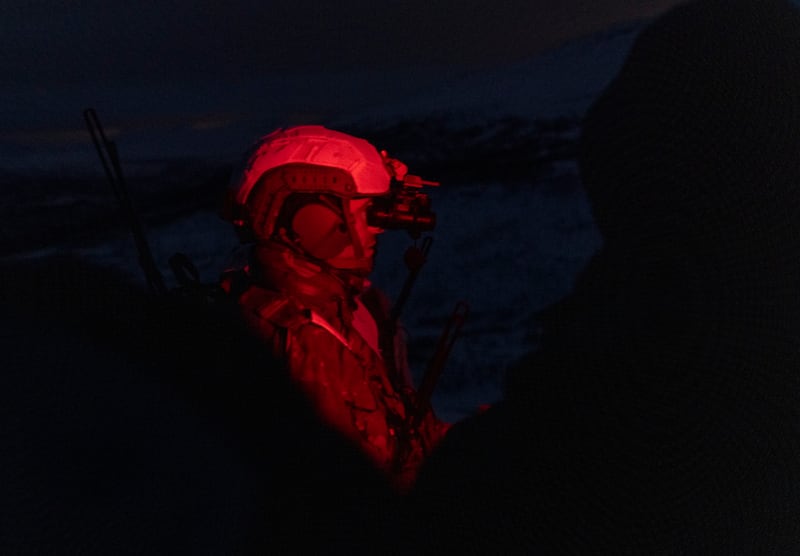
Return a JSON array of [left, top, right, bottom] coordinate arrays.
[[223, 125, 402, 271]]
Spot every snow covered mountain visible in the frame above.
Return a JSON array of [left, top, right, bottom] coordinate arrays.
[[333, 20, 642, 182]]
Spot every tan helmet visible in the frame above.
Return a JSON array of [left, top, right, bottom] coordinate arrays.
[[222, 125, 403, 269]]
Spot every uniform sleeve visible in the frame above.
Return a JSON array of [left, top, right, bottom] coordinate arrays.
[[286, 326, 347, 419]]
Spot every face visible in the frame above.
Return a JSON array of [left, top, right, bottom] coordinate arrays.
[[350, 198, 384, 257], [327, 197, 384, 271]]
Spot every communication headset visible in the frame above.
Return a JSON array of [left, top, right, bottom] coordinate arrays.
[[289, 200, 352, 260]]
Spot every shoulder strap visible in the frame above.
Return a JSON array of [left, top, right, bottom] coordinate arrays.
[[245, 286, 356, 352], [248, 288, 309, 331], [307, 311, 353, 350]]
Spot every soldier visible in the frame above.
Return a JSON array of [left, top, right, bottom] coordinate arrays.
[[220, 125, 449, 491]]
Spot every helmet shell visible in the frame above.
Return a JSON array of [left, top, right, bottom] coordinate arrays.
[[222, 125, 395, 250], [229, 125, 391, 209]]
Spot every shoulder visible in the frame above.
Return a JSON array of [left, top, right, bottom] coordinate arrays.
[[238, 286, 350, 348], [238, 286, 309, 331]]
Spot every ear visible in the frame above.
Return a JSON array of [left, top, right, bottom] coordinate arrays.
[[291, 203, 351, 260]]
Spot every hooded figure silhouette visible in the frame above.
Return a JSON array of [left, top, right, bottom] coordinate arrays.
[[397, 1, 800, 554]]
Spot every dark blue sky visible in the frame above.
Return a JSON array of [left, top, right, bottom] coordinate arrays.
[[3, 0, 684, 86], [0, 0, 686, 168]]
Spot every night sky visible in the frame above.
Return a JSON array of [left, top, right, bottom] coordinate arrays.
[[4, 1, 684, 87], [1, 0, 686, 164]]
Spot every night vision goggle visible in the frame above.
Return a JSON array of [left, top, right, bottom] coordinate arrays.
[[367, 175, 440, 239]]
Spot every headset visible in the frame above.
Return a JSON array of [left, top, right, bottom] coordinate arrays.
[[287, 197, 352, 260]]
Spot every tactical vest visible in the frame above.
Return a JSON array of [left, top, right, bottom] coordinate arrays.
[[236, 284, 415, 476]]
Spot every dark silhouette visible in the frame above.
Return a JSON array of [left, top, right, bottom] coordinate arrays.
[[398, 1, 800, 553], [1, 256, 396, 554]]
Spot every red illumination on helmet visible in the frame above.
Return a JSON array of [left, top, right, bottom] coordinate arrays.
[[223, 126, 402, 273]]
